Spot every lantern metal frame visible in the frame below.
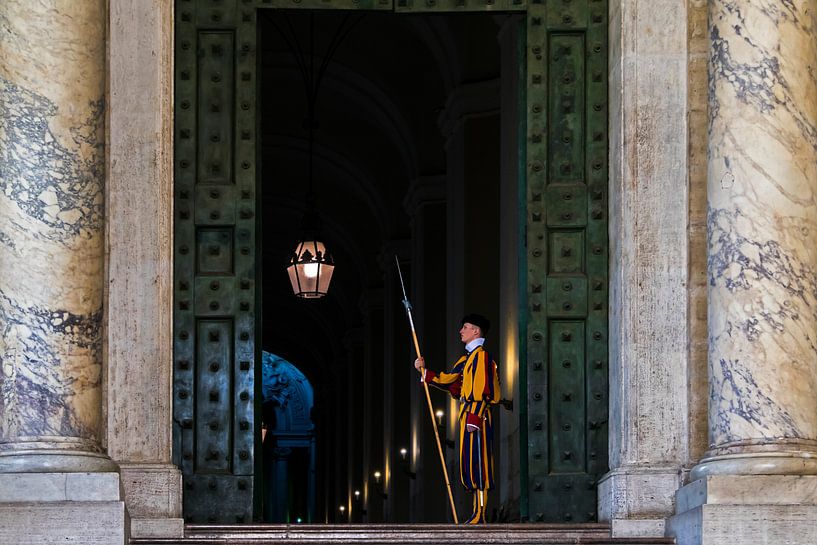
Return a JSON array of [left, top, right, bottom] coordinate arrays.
[[287, 228, 335, 299]]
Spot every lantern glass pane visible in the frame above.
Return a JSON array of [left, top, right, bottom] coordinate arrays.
[[297, 262, 319, 295], [287, 263, 301, 295], [312, 240, 327, 259], [304, 262, 319, 278], [317, 264, 334, 294]]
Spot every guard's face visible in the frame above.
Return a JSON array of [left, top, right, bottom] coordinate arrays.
[[460, 322, 482, 344]]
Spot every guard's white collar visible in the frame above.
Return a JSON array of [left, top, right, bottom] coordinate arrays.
[[465, 337, 485, 354]]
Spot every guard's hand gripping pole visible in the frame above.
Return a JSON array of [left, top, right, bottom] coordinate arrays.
[[395, 256, 459, 524]]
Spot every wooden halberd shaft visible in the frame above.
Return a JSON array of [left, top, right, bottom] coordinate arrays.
[[395, 257, 459, 524]]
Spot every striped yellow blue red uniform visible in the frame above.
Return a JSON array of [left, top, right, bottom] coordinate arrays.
[[425, 346, 500, 491]]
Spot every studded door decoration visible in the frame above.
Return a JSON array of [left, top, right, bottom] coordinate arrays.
[[173, 0, 260, 523], [525, 0, 609, 523], [174, 0, 608, 524]]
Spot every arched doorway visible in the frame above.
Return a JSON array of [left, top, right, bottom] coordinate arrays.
[[261, 352, 316, 523], [172, 0, 609, 524]]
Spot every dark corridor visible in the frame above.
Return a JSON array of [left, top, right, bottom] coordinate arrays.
[[173, 0, 609, 526], [258, 10, 503, 523]]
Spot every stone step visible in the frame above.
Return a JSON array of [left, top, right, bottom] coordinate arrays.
[[131, 523, 675, 545]]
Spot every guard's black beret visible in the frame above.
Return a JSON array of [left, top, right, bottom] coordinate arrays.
[[461, 313, 490, 334]]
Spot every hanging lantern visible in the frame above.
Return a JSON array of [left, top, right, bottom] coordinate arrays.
[[277, 12, 357, 301], [287, 238, 335, 298]]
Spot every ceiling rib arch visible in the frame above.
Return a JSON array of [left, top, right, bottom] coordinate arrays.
[[401, 17, 461, 94]]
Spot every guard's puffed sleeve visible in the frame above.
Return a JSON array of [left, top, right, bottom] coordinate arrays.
[[423, 357, 466, 399]]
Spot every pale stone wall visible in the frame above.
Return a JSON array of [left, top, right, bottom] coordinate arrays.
[[600, 0, 691, 535], [105, 0, 182, 537], [106, 0, 174, 465]]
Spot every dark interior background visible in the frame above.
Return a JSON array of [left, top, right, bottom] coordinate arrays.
[[258, 10, 501, 523]]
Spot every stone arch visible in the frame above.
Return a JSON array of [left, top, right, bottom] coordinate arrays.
[[262, 352, 317, 523], [261, 351, 314, 432]]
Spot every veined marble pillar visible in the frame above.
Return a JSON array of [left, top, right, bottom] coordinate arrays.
[[0, 3, 127, 543], [668, 2, 817, 544], [0, 1, 114, 474], [694, 0, 817, 478]]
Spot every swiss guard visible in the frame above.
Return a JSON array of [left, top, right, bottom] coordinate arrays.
[[414, 313, 501, 524]]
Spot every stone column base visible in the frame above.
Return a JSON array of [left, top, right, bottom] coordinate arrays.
[[0, 443, 121, 473], [130, 518, 184, 539], [0, 473, 128, 544], [667, 475, 817, 545], [597, 465, 684, 537], [119, 462, 184, 538]]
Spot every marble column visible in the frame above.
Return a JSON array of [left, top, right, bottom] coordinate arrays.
[[0, 2, 127, 543], [667, 2, 817, 544], [0, 1, 114, 474], [693, 0, 817, 478]]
